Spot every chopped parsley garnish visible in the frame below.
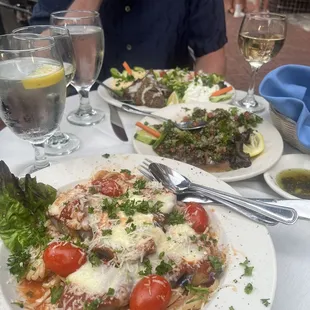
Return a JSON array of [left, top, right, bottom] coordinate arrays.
[[139, 258, 152, 276], [102, 229, 112, 236], [102, 154, 110, 158], [101, 198, 119, 219], [200, 234, 207, 242], [190, 235, 198, 242], [120, 169, 131, 175], [50, 285, 64, 304], [89, 252, 101, 267], [233, 279, 238, 284], [240, 257, 254, 276], [167, 237, 171, 241], [166, 210, 186, 225], [125, 223, 136, 234], [126, 217, 133, 224], [229, 307, 235, 310], [133, 179, 146, 190], [107, 288, 115, 296], [7, 250, 31, 281], [11, 301, 24, 308], [185, 285, 209, 304], [159, 251, 165, 259], [155, 260, 173, 275], [208, 255, 223, 274], [244, 283, 253, 294], [84, 299, 101, 310], [88, 206, 94, 214], [88, 187, 97, 194], [261, 298, 271, 307], [144, 121, 149, 125], [239, 257, 250, 267]]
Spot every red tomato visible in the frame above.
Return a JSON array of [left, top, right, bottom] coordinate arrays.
[[130, 275, 172, 310], [160, 70, 166, 78], [185, 202, 209, 233], [92, 179, 123, 197], [43, 242, 87, 277]]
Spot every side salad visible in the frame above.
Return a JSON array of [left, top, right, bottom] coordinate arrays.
[[108, 62, 234, 108], [134, 107, 264, 172]]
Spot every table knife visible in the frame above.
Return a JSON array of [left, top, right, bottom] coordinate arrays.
[[109, 105, 128, 142]]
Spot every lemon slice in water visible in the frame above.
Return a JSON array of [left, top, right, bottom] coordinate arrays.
[[243, 131, 265, 158], [22, 64, 64, 89], [167, 91, 179, 105]]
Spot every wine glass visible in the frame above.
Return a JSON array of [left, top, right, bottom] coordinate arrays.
[[51, 10, 105, 126], [12, 25, 80, 156], [0, 33, 66, 173], [234, 13, 287, 112]]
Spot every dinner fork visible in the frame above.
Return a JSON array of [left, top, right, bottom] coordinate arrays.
[[137, 163, 278, 225]]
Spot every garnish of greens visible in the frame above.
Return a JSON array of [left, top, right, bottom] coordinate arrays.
[[261, 298, 271, 307], [0, 161, 56, 280], [244, 283, 254, 294], [50, 285, 64, 304], [185, 285, 209, 304], [153, 107, 263, 171], [240, 257, 254, 276]]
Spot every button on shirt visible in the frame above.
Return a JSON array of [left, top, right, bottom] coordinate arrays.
[[31, 0, 227, 80]]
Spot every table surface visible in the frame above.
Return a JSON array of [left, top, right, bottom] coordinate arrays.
[[0, 90, 309, 310]]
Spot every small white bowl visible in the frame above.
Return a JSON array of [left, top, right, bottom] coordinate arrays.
[[264, 154, 310, 199]]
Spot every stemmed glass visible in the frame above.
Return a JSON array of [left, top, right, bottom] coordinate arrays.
[[12, 25, 80, 156], [51, 10, 105, 126], [0, 33, 66, 173], [234, 13, 287, 112]]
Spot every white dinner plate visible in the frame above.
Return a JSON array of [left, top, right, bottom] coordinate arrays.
[[97, 76, 236, 112], [264, 154, 310, 199], [0, 154, 276, 310], [133, 102, 284, 182]]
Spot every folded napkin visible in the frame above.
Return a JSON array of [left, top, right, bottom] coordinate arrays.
[[259, 64, 310, 148]]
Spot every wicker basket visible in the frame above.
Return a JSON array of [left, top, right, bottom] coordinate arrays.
[[269, 105, 310, 154]]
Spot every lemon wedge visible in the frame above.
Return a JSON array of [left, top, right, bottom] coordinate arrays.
[[22, 64, 64, 89], [167, 91, 179, 105], [243, 131, 265, 157]]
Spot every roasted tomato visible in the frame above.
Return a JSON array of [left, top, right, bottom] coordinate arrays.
[[43, 242, 87, 277], [130, 275, 172, 310], [185, 202, 209, 233], [92, 179, 123, 197]]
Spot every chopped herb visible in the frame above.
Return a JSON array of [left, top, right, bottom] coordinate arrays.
[[198, 246, 203, 251], [84, 299, 101, 310], [88, 187, 97, 194], [107, 288, 115, 296], [89, 252, 101, 267], [139, 258, 153, 276], [233, 279, 238, 284], [208, 256, 223, 274], [190, 235, 198, 242], [102, 154, 110, 158], [200, 234, 207, 242], [240, 258, 250, 267], [159, 251, 165, 259], [166, 210, 186, 225], [102, 229, 112, 236], [229, 307, 235, 310], [144, 121, 149, 125], [7, 250, 31, 281], [244, 266, 254, 276], [155, 260, 173, 275], [126, 217, 133, 224], [50, 285, 64, 304], [261, 298, 271, 307], [101, 198, 119, 219], [167, 237, 171, 241], [125, 223, 136, 234], [11, 301, 24, 308], [73, 239, 89, 251], [120, 169, 131, 175], [88, 206, 94, 214], [185, 285, 209, 304], [244, 283, 253, 294], [133, 179, 146, 190]]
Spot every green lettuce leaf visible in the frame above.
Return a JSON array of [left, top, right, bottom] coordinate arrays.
[[0, 160, 57, 253]]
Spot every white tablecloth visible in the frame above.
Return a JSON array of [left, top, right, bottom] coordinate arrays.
[[0, 90, 308, 310]]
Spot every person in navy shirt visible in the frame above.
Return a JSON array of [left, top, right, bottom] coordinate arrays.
[[31, 0, 227, 81]]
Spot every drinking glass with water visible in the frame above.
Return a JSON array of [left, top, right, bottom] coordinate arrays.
[[0, 33, 66, 173]]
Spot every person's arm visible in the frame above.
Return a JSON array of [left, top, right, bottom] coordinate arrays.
[[189, 0, 227, 75], [68, 0, 103, 11]]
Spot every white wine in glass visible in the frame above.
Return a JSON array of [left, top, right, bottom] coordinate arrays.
[[234, 13, 287, 113], [12, 25, 81, 156], [51, 10, 105, 126]]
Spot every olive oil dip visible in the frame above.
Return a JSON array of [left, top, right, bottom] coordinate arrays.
[[276, 169, 310, 199]]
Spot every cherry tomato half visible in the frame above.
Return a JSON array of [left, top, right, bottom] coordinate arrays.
[[92, 179, 123, 197], [185, 202, 209, 233], [43, 242, 87, 277], [130, 275, 172, 310]]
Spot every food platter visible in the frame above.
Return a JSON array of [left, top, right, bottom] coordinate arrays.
[[133, 103, 284, 182], [97, 69, 236, 112], [0, 154, 276, 310]]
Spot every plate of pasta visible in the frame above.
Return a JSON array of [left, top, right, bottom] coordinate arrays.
[[0, 154, 276, 310]]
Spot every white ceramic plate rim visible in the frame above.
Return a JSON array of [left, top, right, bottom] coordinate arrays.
[[133, 102, 284, 182], [0, 154, 276, 310], [97, 75, 236, 112], [264, 153, 310, 199]]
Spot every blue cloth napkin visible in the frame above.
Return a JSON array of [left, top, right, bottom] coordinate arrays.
[[259, 64, 310, 148]]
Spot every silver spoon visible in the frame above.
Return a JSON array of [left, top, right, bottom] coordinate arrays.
[[147, 161, 298, 225], [121, 104, 208, 131]]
